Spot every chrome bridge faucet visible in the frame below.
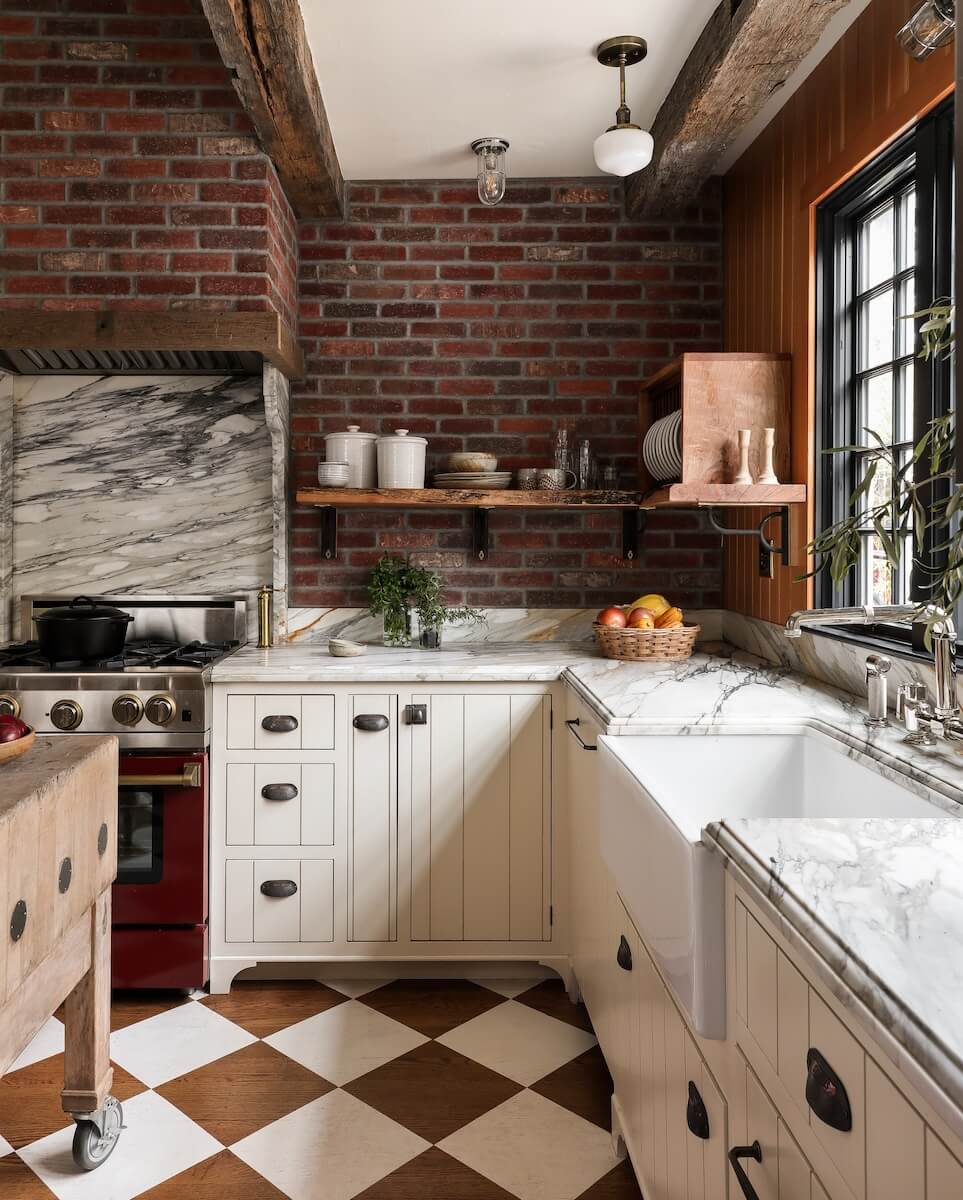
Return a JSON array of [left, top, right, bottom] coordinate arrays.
[[784, 604, 962, 744]]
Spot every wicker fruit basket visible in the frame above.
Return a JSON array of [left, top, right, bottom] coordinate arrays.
[[593, 622, 700, 662]]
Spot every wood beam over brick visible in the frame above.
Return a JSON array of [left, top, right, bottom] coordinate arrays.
[[625, 0, 851, 217], [201, 0, 344, 219]]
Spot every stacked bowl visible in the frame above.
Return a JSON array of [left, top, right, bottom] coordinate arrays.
[[317, 461, 350, 487]]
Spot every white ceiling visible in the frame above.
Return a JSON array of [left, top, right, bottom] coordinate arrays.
[[299, 1, 719, 180]]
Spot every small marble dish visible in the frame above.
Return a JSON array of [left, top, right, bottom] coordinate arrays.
[[328, 638, 366, 657]]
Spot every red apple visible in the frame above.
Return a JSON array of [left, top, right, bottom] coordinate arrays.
[[596, 606, 627, 628], [0, 715, 29, 742], [626, 606, 655, 629]]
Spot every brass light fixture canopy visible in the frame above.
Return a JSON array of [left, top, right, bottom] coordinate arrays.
[[596, 35, 648, 68]]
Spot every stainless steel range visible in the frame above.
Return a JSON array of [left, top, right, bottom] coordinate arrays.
[[0, 595, 247, 990], [0, 594, 246, 748]]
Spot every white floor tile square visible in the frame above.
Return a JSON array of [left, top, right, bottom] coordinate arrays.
[[471, 977, 547, 999], [0, 1131, 12, 1157], [10, 1016, 65, 1072], [323, 978, 390, 999], [436, 999, 596, 1085], [439, 1089, 620, 1200], [233, 1089, 430, 1200], [109, 999, 256, 1088], [265, 999, 427, 1085], [18, 1091, 221, 1200]]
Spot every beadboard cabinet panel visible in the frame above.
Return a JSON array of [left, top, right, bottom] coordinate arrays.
[[349, 694, 396, 943]]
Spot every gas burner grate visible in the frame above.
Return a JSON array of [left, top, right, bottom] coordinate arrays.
[[0, 637, 239, 671]]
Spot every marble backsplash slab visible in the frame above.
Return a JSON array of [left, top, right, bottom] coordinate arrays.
[[8, 372, 273, 640]]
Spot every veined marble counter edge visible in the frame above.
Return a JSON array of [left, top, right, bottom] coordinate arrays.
[[706, 819, 963, 1145]]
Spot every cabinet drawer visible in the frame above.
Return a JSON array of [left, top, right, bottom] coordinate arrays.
[[224, 858, 335, 944], [225, 694, 335, 750], [225, 763, 335, 846]]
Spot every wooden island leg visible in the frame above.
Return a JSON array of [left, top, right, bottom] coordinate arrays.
[[60, 889, 113, 1117]]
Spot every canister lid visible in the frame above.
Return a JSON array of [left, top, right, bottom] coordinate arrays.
[[378, 428, 428, 445], [326, 425, 377, 441]]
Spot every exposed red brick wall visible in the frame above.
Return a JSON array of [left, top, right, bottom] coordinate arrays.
[[293, 180, 724, 610], [0, 0, 297, 333]]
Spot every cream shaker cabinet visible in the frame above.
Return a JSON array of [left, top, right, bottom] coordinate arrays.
[[210, 682, 560, 992]]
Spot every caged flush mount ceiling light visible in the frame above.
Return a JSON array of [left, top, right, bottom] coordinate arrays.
[[471, 137, 510, 206], [896, 0, 955, 59], [592, 35, 654, 177]]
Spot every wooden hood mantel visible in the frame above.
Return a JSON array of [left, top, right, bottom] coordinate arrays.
[[0, 309, 304, 380]]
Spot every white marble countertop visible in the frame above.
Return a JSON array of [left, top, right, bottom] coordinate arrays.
[[213, 637, 963, 1119]]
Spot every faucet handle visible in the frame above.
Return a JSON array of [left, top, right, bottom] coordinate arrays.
[[896, 682, 924, 715]]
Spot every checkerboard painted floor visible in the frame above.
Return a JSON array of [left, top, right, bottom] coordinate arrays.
[[0, 978, 644, 1200]]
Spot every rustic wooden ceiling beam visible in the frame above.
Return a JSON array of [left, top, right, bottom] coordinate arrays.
[[625, 0, 851, 217], [201, 0, 344, 219]]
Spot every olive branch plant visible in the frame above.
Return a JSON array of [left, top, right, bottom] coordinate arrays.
[[806, 299, 957, 643]]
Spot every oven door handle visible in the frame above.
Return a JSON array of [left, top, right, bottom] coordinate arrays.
[[120, 763, 202, 788]]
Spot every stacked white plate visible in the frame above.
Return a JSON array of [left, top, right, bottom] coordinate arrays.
[[642, 411, 682, 483], [433, 471, 513, 491]]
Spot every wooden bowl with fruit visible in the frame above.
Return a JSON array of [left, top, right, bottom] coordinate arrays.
[[593, 594, 699, 662], [0, 714, 36, 765]]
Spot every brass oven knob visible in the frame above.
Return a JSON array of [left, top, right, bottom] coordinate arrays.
[[145, 694, 176, 726], [112, 694, 144, 727], [0, 694, 21, 719], [50, 699, 83, 731]]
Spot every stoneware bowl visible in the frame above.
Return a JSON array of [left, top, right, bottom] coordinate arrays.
[[447, 452, 498, 473], [0, 728, 35, 765]]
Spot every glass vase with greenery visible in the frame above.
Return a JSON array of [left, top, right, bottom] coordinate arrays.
[[367, 554, 413, 647], [807, 299, 956, 641], [405, 564, 484, 650]]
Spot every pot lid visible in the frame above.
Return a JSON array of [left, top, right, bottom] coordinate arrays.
[[35, 595, 134, 622], [378, 428, 428, 444], [326, 425, 377, 441]]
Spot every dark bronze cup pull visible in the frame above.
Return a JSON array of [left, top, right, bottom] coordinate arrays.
[[261, 782, 298, 802], [616, 934, 633, 971], [806, 1048, 853, 1132], [728, 1141, 762, 1200], [353, 714, 389, 732], [58, 857, 72, 894], [260, 879, 298, 899], [686, 1081, 710, 1139], [10, 900, 27, 943], [261, 714, 298, 733]]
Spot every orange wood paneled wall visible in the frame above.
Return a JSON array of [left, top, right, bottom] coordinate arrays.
[[722, 0, 954, 623]]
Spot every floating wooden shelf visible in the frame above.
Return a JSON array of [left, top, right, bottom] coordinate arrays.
[[640, 483, 807, 508], [295, 487, 645, 509]]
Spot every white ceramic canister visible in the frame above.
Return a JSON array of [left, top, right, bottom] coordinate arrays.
[[377, 429, 427, 488], [324, 425, 377, 488]]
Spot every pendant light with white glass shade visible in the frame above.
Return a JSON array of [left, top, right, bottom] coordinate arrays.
[[592, 35, 653, 177]]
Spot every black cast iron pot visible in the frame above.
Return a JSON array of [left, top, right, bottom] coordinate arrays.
[[34, 596, 134, 662]]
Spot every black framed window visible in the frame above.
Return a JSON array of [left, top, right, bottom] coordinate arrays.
[[815, 99, 954, 650]]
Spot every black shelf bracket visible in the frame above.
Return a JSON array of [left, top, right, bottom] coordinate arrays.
[[318, 505, 338, 560], [706, 505, 791, 578], [622, 508, 648, 562], [473, 508, 491, 562]]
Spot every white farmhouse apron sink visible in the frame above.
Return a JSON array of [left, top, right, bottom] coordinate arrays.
[[598, 729, 937, 1039]]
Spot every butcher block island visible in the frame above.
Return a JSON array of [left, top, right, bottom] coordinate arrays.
[[0, 735, 123, 1171]]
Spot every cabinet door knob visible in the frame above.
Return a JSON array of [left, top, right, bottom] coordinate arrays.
[[353, 714, 389, 732], [616, 934, 633, 971], [261, 782, 298, 802], [728, 1141, 762, 1200], [260, 879, 298, 899], [261, 714, 298, 733], [806, 1047, 853, 1132]]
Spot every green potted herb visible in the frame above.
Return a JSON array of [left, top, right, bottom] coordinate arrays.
[[405, 564, 484, 649], [368, 554, 413, 647]]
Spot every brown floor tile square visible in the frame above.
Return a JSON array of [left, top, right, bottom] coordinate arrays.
[[515, 979, 594, 1033], [531, 1045, 613, 1130], [0, 1055, 145, 1150], [200, 979, 348, 1037], [156, 1040, 333, 1145], [0, 1155, 57, 1198], [354, 1146, 517, 1199], [345, 1040, 521, 1143], [136, 1149, 289, 1198], [358, 978, 506, 1038], [576, 1159, 644, 1198], [109, 991, 192, 1033]]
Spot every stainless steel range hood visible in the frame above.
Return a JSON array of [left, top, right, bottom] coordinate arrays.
[[0, 310, 302, 379]]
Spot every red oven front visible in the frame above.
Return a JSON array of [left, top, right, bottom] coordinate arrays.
[[112, 750, 209, 989]]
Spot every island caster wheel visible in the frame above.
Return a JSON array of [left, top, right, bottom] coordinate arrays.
[[71, 1096, 124, 1171]]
